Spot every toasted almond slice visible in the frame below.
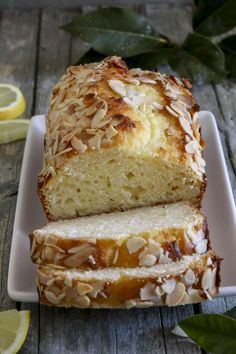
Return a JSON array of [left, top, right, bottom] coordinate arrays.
[[140, 282, 156, 301], [77, 283, 93, 295], [75, 295, 91, 307], [166, 282, 186, 306], [126, 237, 146, 254], [139, 254, 157, 267], [161, 279, 176, 294], [108, 79, 126, 97], [179, 116, 194, 138], [183, 269, 196, 286]]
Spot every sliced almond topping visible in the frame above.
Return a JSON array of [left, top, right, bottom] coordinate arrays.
[[140, 282, 156, 301], [159, 254, 172, 264], [91, 108, 107, 128], [187, 288, 204, 303], [192, 112, 199, 123], [129, 68, 142, 75], [37, 269, 51, 285], [44, 246, 56, 261], [45, 290, 65, 305], [161, 279, 176, 294], [68, 243, 93, 254], [30, 237, 37, 257], [179, 116, 194, 138], [139, 77, 156, 84], [71, 136, 87, 153], [190, 161, 202, 176], [185, 140, 199, 154], [136, 301, 153, 308], [187, 228, 205, 245], [77, 282, 93, 295], [139, 254, 157, 267], [166, 282, 186, 306], [126, 237, 146, 254], [195, 239, 208, 254], [64, 273, 73, 287], [125, 299, 137, 309], [123, 97, 134, 107], [165, 105, 179, 117], [184, 269, 196, 286], [202, 268, 213, 290], [88, 131, 104, 150], [206, 257, 213, 266], [108, 79, 126, 97], [105, 125, 118, 139], [89, 281, 105, 298], [152, 101, 163, 110], [75, 295, 91, 307], [112, 247, 119, 265]]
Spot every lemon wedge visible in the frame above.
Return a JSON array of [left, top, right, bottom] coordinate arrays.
[[0, 119, 29, 144], [0, 309, 30, 353], [0, 84, 26, 120]]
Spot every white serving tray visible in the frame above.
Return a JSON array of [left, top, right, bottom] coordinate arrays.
[[7, 112, 236, 302]]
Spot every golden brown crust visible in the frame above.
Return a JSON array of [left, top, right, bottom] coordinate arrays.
[[38, 56, 204, 186]]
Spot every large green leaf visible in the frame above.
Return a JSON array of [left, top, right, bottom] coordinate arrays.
[[193, 0, 236, 36], [179, 314, 236, 354], [61, 7, 168, 58], [126, 33, 227, 84], [219, 35, 236, 78]]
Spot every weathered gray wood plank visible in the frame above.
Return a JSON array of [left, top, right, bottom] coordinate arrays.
[[0, 9, 40, 353], [0, 0, 194, 10], [0, 198, 16, 310], [0, 10, 39, 199], [34, 10, 72, 114]]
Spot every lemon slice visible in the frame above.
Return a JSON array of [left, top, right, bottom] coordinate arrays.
[[0, 84, 26, 120], [0, 119, 29, 144], [0, 309, 30, 353]]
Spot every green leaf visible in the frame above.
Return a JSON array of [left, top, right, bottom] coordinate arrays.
[[193, 0, 236, 36], [224, 306, 236, 320], [219, 35, 236, 78], [126, 33, 227, 84], [76, 49, 106, 65], [61, 7, 169, 58], [179, 313, 236, 354]]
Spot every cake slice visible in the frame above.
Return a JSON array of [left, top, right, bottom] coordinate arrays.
[[38, 56, 206, 221], [30, 202, 209, 269], [37, 251, 220, 308]]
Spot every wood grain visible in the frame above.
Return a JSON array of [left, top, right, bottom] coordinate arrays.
[[0, 0, 194, 10]]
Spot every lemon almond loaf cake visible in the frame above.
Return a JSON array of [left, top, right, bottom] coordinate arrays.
[[30, 202, 209, 269], [38, 56, 206, 221], [37, 251, 220, 308]]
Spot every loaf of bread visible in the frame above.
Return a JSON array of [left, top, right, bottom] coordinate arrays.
[[37, 251, 220, 308], [38, 56, 206, 221], [31, 202, 209, 269]]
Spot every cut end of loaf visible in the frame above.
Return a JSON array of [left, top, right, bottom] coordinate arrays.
[[39, 148, 205, 220], [31, 202, 209, 269]]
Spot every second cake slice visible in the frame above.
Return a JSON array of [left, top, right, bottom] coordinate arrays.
[[31, 202, 209, 269]]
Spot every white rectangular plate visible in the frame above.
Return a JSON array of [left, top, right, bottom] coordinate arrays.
[[7, 111, 236, 302]]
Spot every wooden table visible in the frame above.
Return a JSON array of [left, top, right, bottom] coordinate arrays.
[[0, 1, 236, 353]]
